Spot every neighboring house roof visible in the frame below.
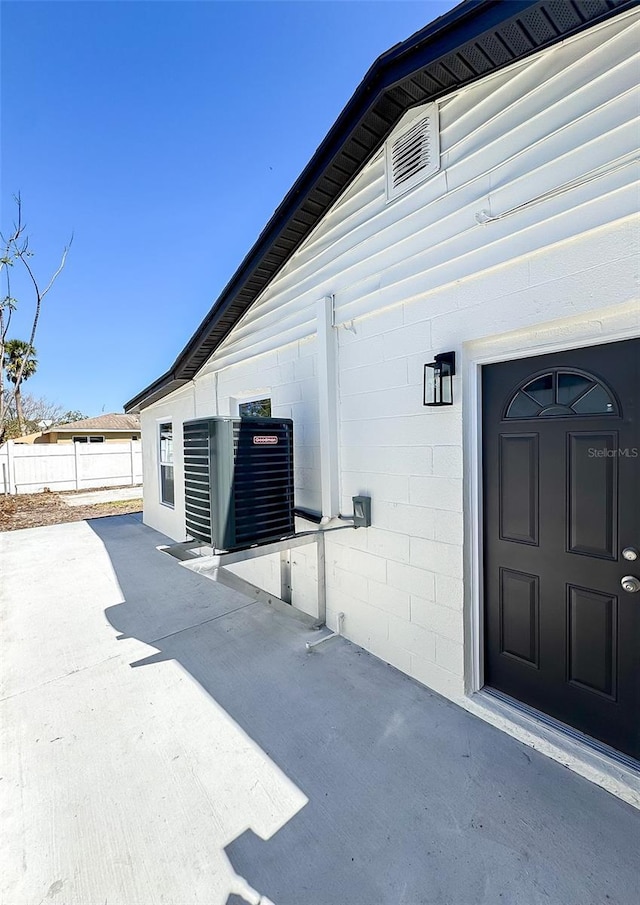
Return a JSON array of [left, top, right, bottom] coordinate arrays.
[[125, 0, 634, 413], [11, 432, 43, 445], [47, 414, 141, 433]]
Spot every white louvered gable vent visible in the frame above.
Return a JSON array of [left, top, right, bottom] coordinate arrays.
[[385, 103, 440, 201], [392, 116, 431, 184]]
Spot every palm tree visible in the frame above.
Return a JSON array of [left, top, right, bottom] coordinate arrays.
[[3, 339, 38, 435]]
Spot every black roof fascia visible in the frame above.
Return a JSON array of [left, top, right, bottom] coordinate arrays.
[[125, 374, 190, 411], [125, 0, 634, 412]]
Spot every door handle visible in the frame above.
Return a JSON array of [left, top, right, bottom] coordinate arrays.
[[621, 575, 640, 593]]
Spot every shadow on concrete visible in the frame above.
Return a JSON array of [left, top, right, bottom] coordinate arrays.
[[94, 514, 640, 905]]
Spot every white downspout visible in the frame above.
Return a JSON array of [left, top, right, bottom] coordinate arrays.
[[316, 294, 340, 520]]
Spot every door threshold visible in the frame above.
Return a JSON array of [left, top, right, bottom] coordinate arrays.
[[461, 688, 640, 810], [482, 688, 640, 773]]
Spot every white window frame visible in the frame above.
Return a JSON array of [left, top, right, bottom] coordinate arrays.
[[159, 421, 175, 508]]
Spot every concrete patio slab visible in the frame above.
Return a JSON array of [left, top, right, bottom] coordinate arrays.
[[1, 514, 639, 905]]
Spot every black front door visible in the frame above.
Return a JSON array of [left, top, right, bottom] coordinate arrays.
[[483, 338, 640, 759]]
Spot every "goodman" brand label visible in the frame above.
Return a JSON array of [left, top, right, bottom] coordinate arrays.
[[253, 435, 278, 445]]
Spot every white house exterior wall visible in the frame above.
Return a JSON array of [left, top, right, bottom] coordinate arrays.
[[140, 12, 640, 704], [140, 386, 196, 541]]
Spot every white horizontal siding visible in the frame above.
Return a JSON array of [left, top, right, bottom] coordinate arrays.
[[199, 11, 638, 374]]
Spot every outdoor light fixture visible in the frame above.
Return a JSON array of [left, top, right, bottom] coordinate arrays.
[[423, 352, 456, 406]]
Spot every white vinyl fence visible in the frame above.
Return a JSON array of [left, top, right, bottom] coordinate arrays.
[[0, 440, 143, 494]]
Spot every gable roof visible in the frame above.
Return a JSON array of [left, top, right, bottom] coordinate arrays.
[[125, 0, 633, 413], [48, 414, 141, 433]]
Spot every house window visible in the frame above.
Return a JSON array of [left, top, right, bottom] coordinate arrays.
[[89, 436, 105, 443], [239, 398, 272, 417], [159, 422, 175, 506], [504, 369, 619, 420], [72, 436, 88, 443]]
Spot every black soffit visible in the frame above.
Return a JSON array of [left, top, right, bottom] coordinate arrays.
[[125, 0, 634, 412]]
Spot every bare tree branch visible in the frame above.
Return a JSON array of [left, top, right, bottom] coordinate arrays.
[[13, 236, 72, 374], [0, 200, 26, 432], [0, 195, 71, 439]]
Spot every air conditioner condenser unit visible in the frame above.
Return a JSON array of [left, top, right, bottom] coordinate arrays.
[[183, 416, 295, 550]]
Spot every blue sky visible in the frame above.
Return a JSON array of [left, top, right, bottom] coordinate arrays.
[[2, 0, 455, 415]]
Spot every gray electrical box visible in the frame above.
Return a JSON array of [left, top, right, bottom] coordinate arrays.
[[352, 495, 372, 528], [183, 416, 294, 550]]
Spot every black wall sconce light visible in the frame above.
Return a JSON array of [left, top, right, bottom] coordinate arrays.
[[423, 351, 456, 406]]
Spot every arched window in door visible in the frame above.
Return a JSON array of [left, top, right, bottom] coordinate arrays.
[[503, 368, 619, 420]]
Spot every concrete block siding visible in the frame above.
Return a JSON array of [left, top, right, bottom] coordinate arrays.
[[141, 227, 638, 701], [139, 13, 640, 706]]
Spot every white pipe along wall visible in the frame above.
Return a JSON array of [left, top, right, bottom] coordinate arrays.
[[316, 295, 341, 521]]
